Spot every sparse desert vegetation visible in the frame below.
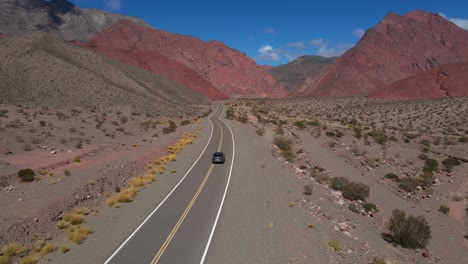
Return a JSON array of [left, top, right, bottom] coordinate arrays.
[[0, 102, 209, 262], [226, 96, 467, 263]]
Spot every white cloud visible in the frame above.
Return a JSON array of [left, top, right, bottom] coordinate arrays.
[[286, 41, 305, 49], [105, 0, 122, 11], [257, 45, 280, 61], [439, 12, 468, 30], [309, 38, 326, 48], [352, 28, 365, 38], [263, 27, 275, 34], [317, 43, 354, 57]]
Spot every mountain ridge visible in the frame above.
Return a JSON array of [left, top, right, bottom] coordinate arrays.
[[295, 10, 468, 97]]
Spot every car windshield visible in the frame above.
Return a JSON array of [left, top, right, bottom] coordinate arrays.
[[213, 152, 223, 157]]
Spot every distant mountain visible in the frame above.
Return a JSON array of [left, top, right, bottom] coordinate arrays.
[[270, 55, 336, 93], [79, 20, 287, 98], [296, 10, 468, 97], [0, 34, 210, 116], [0, 0, 148, 40], [369, 61, 468, 99]]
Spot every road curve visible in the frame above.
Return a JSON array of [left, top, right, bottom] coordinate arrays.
[[105, 105, 234, 264]]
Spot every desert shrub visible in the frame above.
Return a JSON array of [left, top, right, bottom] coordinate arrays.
[[115, 186, 121, 193], [64, 170, 71, 176], [451, 195, 463, 202], [423, 158, 438, 173], [17, 169, 35, 182], [342, 182, 370, 201], [2, 242, 24, 257], [384, 172, 400, 182], [22, 144, 33, 151], [438, 205, 450, 215], [353, 127, 362, 139], [459, 136, 468, 143], [40, 243, 56, 256], [19, 255, 37, 264], [363, 202, 379, 212], [335, 130, 344, 138], [273, 136, 296, 163], [330, 177, 349, 191], [368, 130, 388, 145], [39, 120, 46, 127], [328, 240, 341, 251], [308, 120, 320, 126], [312, 172, 330, 184], [162, 120, 177, 134], [417, 153, 429, 160], [273, 136, 290, 150], [238, 116, 248, 123], [442, 157, 460, 172], [399, 178, 421, 192], [372, 257, 386, 264], [303, 184, 314, 195], [226, 109, 235, 120], [293, 120, 306, 129], [388, 209, 431, 249], [180, 120, 191, 126], [325, 131, 335, 137], [420, 139, 431, 147], [0, 109, 8, 118]]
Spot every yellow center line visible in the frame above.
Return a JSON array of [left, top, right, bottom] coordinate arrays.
[[151, 118, 223, 264]]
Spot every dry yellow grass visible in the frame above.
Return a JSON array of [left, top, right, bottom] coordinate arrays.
[[168, 154, 177, 161], [74, 207, 90, 215], [19, 255, 37, 264], [0, 256, 8, 264], [40, 243, 56, 256], [60, 245, 70, 253], [67, 226, 93, 244], [2, 242, 24, 257], [288, 201, 296, 207], [170, 170, 177, 174], [62, 213, 85, 225], [33, 239, 45, 252]]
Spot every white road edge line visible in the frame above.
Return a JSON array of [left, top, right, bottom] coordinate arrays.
[[104, 108, 218, 264], [200, 105, 235, 264]]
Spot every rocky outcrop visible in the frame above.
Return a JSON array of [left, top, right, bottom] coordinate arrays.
[[270, 55, 336, 93], [296, 10, 468, 97], [82, 20, 287, 98], [0, 0, 148, 41], [369, 61, 468, 99]]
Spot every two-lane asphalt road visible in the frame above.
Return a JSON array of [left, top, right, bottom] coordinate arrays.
[[105, 106, 234, 264]]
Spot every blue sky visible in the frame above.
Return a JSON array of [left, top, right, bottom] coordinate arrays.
[[71, 0, 468, 66]]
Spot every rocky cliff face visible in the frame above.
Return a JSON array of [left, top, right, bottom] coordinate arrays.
[[81, 20, 287, 98], [369, 61, 468, 99], [0, 0, 148, 40], [296, 10, 468, 97], [270, 55, 336, 93]]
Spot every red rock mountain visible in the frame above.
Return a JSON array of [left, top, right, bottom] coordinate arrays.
[[80, 20, 287, 98], [76, 38, 227, 101], [369, 61, 468, 99], [296, 10, 468, 97]]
